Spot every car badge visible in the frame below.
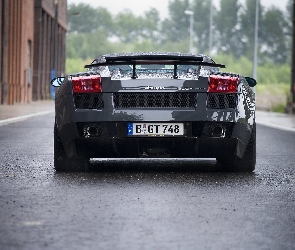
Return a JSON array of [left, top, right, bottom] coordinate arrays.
[[144, 86, 165, 90]]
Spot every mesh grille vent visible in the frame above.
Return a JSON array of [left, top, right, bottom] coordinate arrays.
[[207, 94, 237, 109], [114, 93, 197, 108], [74, 93, 104, 109]]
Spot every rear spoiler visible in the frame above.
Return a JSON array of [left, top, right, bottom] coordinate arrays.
[[84, 55, 226, 79]]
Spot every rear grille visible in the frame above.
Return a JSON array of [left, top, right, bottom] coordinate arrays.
[[113, 93, 197, 108], [207, 94, 237, 109], [74, 93, 104, 109]]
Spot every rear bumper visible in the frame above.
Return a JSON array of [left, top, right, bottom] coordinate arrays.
[[73, 137, 245, 159], [59, 121, 248, 159], [55, 92, 254, 159]]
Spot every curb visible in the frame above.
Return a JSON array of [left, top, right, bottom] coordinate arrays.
[[256, 121, 295, 133], [0, 110, 54, 127]]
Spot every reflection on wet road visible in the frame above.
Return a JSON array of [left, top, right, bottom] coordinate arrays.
[[0, 113, 294, 250]]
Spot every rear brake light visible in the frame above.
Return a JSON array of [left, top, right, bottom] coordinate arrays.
[[208, 75, 238, 93], [72, 75, 102, 93]]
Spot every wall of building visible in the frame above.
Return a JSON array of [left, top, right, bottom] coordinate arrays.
[[0, 0, 34, 104], [0, 0, 7, 104], [0, 0, 2, 103], [33, 0, 67, 101], [0, 0, 67, 105]]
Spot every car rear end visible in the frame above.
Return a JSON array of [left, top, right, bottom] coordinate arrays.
[[54, 53, 256, 172]]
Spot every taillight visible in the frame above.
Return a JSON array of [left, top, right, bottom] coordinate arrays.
[[72, 75, 102, 93], [208, 75, 238, 93]]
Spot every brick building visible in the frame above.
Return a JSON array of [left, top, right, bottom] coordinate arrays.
[[0, 0, 67, 105]]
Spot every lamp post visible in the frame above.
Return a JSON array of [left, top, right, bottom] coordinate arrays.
[[51, 0, 58, 99], [184, 10, 194, 53], [209, 0, 213, 55], [252, 0, 259, 80]]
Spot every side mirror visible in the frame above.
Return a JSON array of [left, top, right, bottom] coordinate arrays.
[[51, 77, 65, 87], [245, 77, 257, 87]]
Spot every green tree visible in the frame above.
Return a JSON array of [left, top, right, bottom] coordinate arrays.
[[141, 8, 161, 41], [261, 7, 289, 63], [239, 0, 263, 60], [67, 4, 114, 35], [113, 10, 144, 43], [160, 0, 190, 44], [66, 30, 112, 59], [191, 0, 214, 53], [285, 0, 293, 63], [214, 0, 242, 57], [286, 0, 293, 29]]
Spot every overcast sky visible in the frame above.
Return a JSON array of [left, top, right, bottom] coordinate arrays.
[[67, 0, 289, 19]]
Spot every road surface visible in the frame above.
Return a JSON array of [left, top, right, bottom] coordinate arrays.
[[0, 112, 294, 250]]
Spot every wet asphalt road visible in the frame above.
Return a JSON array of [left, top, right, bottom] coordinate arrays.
[[0, 113, 294, 250]]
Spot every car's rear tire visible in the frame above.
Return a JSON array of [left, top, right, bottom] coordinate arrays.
[[217, 123, 256, 172], [54, 124, 89, 172]]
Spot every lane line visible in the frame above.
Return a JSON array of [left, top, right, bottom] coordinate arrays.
[[0, 110, 54, 127]]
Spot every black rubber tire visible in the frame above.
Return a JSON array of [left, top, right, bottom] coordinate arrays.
[[217, 123, 256, 172], [54, 124, 89, 172]]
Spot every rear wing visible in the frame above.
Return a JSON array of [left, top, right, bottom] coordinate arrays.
[[84, 55, 226, 79]]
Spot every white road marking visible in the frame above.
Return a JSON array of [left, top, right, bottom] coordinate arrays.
[[256, 121, 295, 132], [0, 110, 54, 127]]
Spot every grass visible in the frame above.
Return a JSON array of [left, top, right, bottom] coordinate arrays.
[[256, 83, 290, 96], [256, 83, 291, 113]]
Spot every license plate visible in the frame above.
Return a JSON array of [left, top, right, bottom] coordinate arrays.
[[128, 123, 184, 136]]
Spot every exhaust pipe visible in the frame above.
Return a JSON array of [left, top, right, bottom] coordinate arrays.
[[87, 126, 98, 137], [211, 125, 225, 138]]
